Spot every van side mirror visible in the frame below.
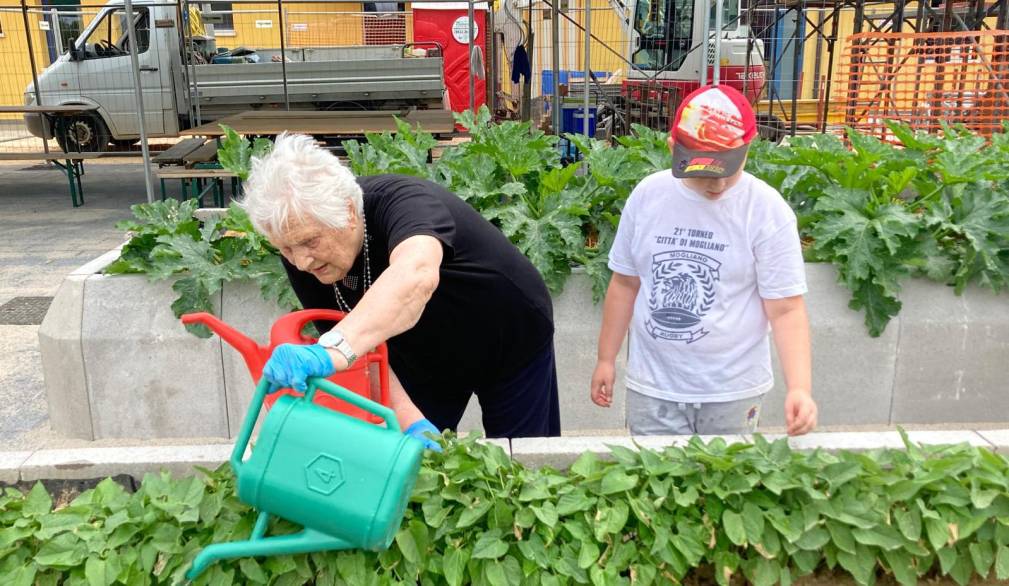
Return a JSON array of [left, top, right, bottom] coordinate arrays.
[[68, 39, 82, 61]]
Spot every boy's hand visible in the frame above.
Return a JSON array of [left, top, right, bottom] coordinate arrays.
[[590, 361, 615, 407], [785, 390, 817, 436]]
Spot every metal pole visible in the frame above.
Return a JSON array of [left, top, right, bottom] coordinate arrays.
[[789, 1, 801, 136], [700, 0, 710, 85], [469, 0, 476, 112], [278, 0, 289, 110], [21, 0, 48, 153], [50, 8, 64, 55], [123, 0, 155, 203], [819, 0, 840, 133], [812, 8, 824, 99], [551, 0, 561, 133], [713, 0, 722, 85], [184, 0, 203, 126], [488, 7, 496, 112], [583, 0, 591, 135]]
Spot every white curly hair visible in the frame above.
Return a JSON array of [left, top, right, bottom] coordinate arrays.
[[238, 133, 363, 236]]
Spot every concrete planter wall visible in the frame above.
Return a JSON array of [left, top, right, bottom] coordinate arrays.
[[39, 250, 1009, 440]]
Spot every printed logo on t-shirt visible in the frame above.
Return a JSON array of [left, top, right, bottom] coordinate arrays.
[[645, 250, 721, 344]]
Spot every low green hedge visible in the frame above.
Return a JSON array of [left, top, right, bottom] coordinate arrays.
[[2, 433, 1007, 585]]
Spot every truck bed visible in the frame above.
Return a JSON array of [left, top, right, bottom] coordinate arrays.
[[188, 46, 444, 107]]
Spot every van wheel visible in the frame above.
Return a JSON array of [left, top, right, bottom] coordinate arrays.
[[56, 113, 111, 153]]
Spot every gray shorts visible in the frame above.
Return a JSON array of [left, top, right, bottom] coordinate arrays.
[[626, 389, 764, 436]]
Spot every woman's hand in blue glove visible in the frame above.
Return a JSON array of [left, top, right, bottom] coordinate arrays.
[[405, 418, 443, 452], [262, 343, 335, 392]]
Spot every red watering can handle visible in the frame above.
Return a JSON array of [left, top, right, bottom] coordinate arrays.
[[274, 308, 391, 369], [271, 309, 348, 345], [269, 309, 392, 420]]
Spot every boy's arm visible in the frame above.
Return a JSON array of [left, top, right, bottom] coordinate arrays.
[[591, 273, 640, 407], [763, 295, 817, 436]]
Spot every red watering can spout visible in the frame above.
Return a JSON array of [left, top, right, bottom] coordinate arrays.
[[181, 312, 269, 380]]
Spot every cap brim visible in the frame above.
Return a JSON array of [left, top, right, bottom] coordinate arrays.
[[671, 143, 748, 178]]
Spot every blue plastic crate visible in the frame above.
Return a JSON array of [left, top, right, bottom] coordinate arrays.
[[560, 104, 598, 137]]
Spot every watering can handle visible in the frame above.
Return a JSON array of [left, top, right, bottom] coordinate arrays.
[[231, 378, 278, 474], [305, 377, 400, 433], [230, 377, 401, 474]]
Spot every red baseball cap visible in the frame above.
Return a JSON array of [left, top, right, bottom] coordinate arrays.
[[670, 84, 758, 178]]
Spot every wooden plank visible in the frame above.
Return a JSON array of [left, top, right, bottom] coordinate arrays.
[[0, 105, 100, 114], [0, 152, 103, 161], [156, 168, 237, 179], [152, 138, 208, 165], [183, 142, 220, 164], [756, 99, 845, 125], [181, 109, 455, 137]]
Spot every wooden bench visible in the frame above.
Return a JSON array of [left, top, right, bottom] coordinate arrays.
[[155, 167, 239, 207], [152, 138, 208, 166], [183, 141, 220, 165], [0, 152, 104, 207]]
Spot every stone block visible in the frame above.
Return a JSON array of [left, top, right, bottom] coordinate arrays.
[[478, 438, 511, 457], [755, 430, 992, 452], [756, 431, 908, 451], [891, 279, 1009, 423], [81, 274, 229, 439], [219, 280, 288, 437], [0, 451, 33, 484], [511, 436, 637, 469], [38, 275, 93, 439], [633, 435, 746, 452], [458, 272, 628, 435], [20, 444, 233, 481], [904, 430, 993, 448], [762, 263, 898, 428], [69, 244, 125, 277], [511, 435, 745, 469], [976, 430, 1009, 454]]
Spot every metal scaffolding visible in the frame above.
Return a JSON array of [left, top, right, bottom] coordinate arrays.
[[747, 0, 1009, 135]]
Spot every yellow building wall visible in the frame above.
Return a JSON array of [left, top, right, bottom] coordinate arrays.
[[575, 0, 628, 79], [0, 0, 52, 118], [217, 2, 414, 50]]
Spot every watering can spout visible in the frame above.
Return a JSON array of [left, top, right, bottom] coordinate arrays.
[[186, 526, 355, 580], [181, 312, 265, 378]]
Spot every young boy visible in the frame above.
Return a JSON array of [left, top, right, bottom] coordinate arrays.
[[590, 84, 818, 436]]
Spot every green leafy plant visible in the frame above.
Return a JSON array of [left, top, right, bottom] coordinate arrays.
[[120, 115, 1007, 338], [342, 117, 439, 181], [2, 433, 1009, 585], [217, 124, 273, 181], [749, 122, 1009, 336], [105, 201, 299, 337]]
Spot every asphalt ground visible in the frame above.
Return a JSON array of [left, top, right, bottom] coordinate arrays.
[[0, 160, 168, 450]]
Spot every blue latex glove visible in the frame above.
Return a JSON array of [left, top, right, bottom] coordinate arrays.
[[405, 419, 443, 452], [262, 343, 335, 392]]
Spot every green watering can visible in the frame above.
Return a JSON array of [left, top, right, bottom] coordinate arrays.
[[186, 377, 425, 579]]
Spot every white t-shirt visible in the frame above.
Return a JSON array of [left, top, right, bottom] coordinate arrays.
[[608, 170, 806, 403]]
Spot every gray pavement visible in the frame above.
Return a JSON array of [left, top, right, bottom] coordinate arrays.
[[0, 161, 151, 450]]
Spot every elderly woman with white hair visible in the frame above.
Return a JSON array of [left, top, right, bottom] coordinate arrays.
[[241, 134, 560, 448]]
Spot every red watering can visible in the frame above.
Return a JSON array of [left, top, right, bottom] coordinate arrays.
[[181, 309, 390, 423]]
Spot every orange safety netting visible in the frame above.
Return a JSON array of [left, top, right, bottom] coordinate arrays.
[[837, 30, 1009, 140]]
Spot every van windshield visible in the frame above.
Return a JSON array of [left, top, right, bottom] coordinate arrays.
[[77, 7, 150, 58]]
